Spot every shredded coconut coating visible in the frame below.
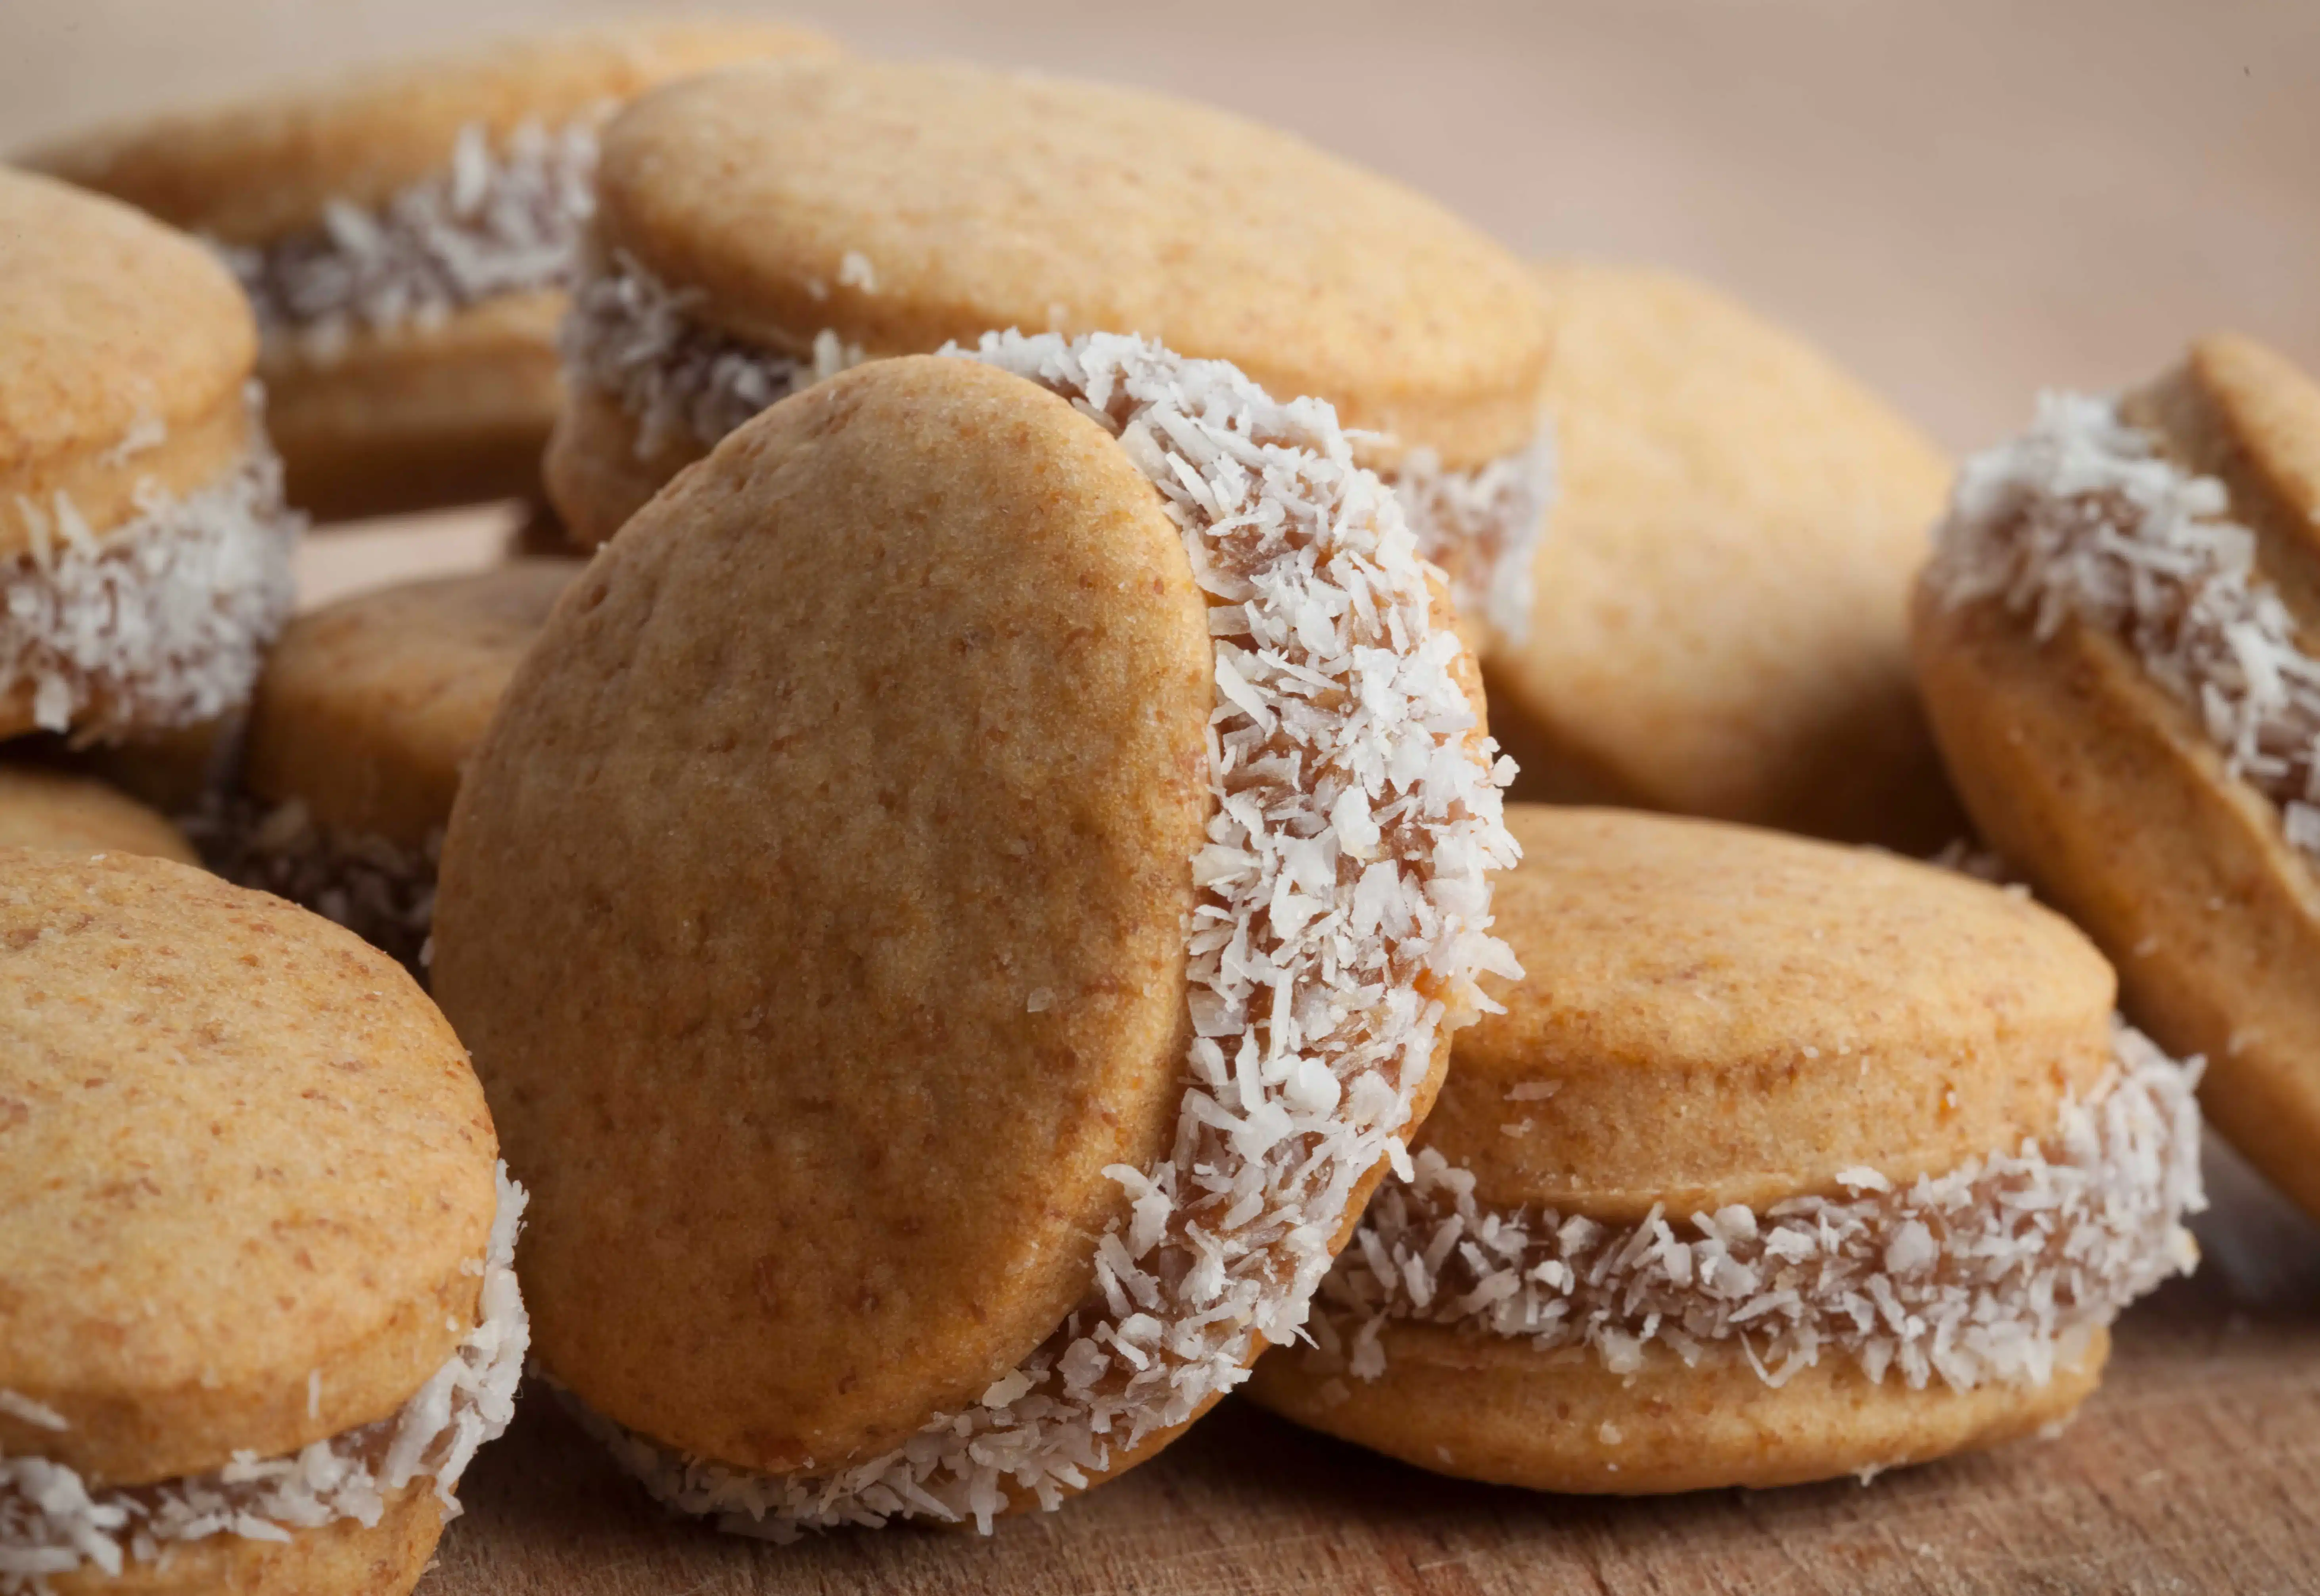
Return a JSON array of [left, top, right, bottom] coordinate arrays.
[[559, 251, 862, 455], [1390, 432, 1556, 644], [1927, 391, 2320, 869], [221, 121, 598, 360], [1302, 1025, 2202, 1396], [576, 332, 1522, 1537], [4, 397, 300, 741], [0, 1166, 528, 1593], [186, 794, 439, 978], [562, 256, 1552, 640]]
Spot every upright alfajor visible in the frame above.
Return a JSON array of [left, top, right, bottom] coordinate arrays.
[[0, 169, 298, 744], [1914, 334, 2320, 1222], [1248, 806, 2204, 1493], [1488, 261, 1961, 850], [0, 764, 195, 863], [435, 337, 1518, 1531], [0, 850, 527, 1593], [22, 21, 836, 522], [197, 558, 579, 973], [543, 57, 1553, 639]]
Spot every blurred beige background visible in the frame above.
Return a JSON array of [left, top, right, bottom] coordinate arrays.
[[5, 0, 2315, 454]]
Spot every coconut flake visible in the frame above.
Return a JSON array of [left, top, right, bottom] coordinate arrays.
[[559, 252, 864, 456], [185, 793, 438, 979], [1926, 391, 2320, 875], [573, 332, 1520, 1535], [1390, 431, 1557, 643], [1307, 1024, 2203, 1394], [0, 1166, 527, 1591], [221, 120, 599, 359], [3, 396, 299, 741]]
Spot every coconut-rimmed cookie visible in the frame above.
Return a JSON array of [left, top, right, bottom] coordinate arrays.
[[1248, 806, 2204, 1493], [1488, 261, 1961, 849], [193, 558, 577, 973], [21, 21, 837, 522], [542, 57, 1553, 638], [0, 850, 527, 1593], [1914, 333, 2320, 1222], [0, 765, 196, 863], [435, 335, 1519, 1533], [0, 169, 299, 743]]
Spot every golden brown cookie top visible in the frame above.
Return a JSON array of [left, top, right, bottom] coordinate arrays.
[[592, 59, 1549, 467], [433, 356, 1214, 1473], [2124, 332, 2320, 638], [1430, 806, 2118, 1221], [0, 764, 196, 863], [1490, 261, 1953, 842], [245, 558, 581, 848], [0, 169, 256, 558], [19, 19, 839, 246], [0, 850, 499, 1486]]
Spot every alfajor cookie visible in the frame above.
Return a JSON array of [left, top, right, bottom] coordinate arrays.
[[1914, 333, 2320, 1222], [543, 57, 1553, 637], [1248, 805, 2204, 1494], [0, 765, 195, 864], [0, 849, 527, 1593], [0, 169, 299, 744], [435, 337, 1518, 1532], [1489, 261, 1961, 850], [21, 21, 836, 523], [196, 558, 579, 973]]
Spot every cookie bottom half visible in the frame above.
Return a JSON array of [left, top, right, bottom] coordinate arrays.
[[1244, 1317, 2107, 1495]]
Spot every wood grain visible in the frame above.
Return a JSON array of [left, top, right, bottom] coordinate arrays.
[[425, 1140, 2320, 1595]]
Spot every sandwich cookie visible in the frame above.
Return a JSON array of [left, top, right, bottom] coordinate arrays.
[[1489, 262, 1961, 850], [22, 21, 837, 522], [1914, 334, 2320, 1221], [0, 850, 527, 1592], [435, 337, 1519, 1531], [197, 558, 579, 974], [0, 170, 298, 744], [1248, 806, 2204, 1493], [0, 765, 196, 864], [543, 57, 1553, 639]]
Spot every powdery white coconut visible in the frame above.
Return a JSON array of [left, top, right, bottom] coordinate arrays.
[[558, 255, 1555, 638], [3, 392, 300, 742], [1926, 391, 2320, 872], [1303, 1024, 2202, 1395], [0, 1166, 528, 1593], [1390, 432, 1556, 645], [570, 331, 1522, 1537], [558, 251, 862, 455], [221, 119, 599, 361]]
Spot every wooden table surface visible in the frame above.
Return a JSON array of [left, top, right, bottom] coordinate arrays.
[[431, 1140, 2320, 1595], [6, 2, 2317, 1589]]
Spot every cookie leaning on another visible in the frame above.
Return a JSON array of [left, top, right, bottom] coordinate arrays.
[[1489, 261, 1962, 851], [195, 558, 579, 974], [20, 20, 837, 522], [0, 851, 528, 1594], [0, 169, 299, 743], [544, 57, 1553, 640], [1248, 806, 2204, 1492], [436, 340, 1519, 1534], [1914, 333, 2320, 1222]]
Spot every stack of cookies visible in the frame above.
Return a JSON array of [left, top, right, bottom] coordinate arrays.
[[10, 14, 2305, 1588]]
